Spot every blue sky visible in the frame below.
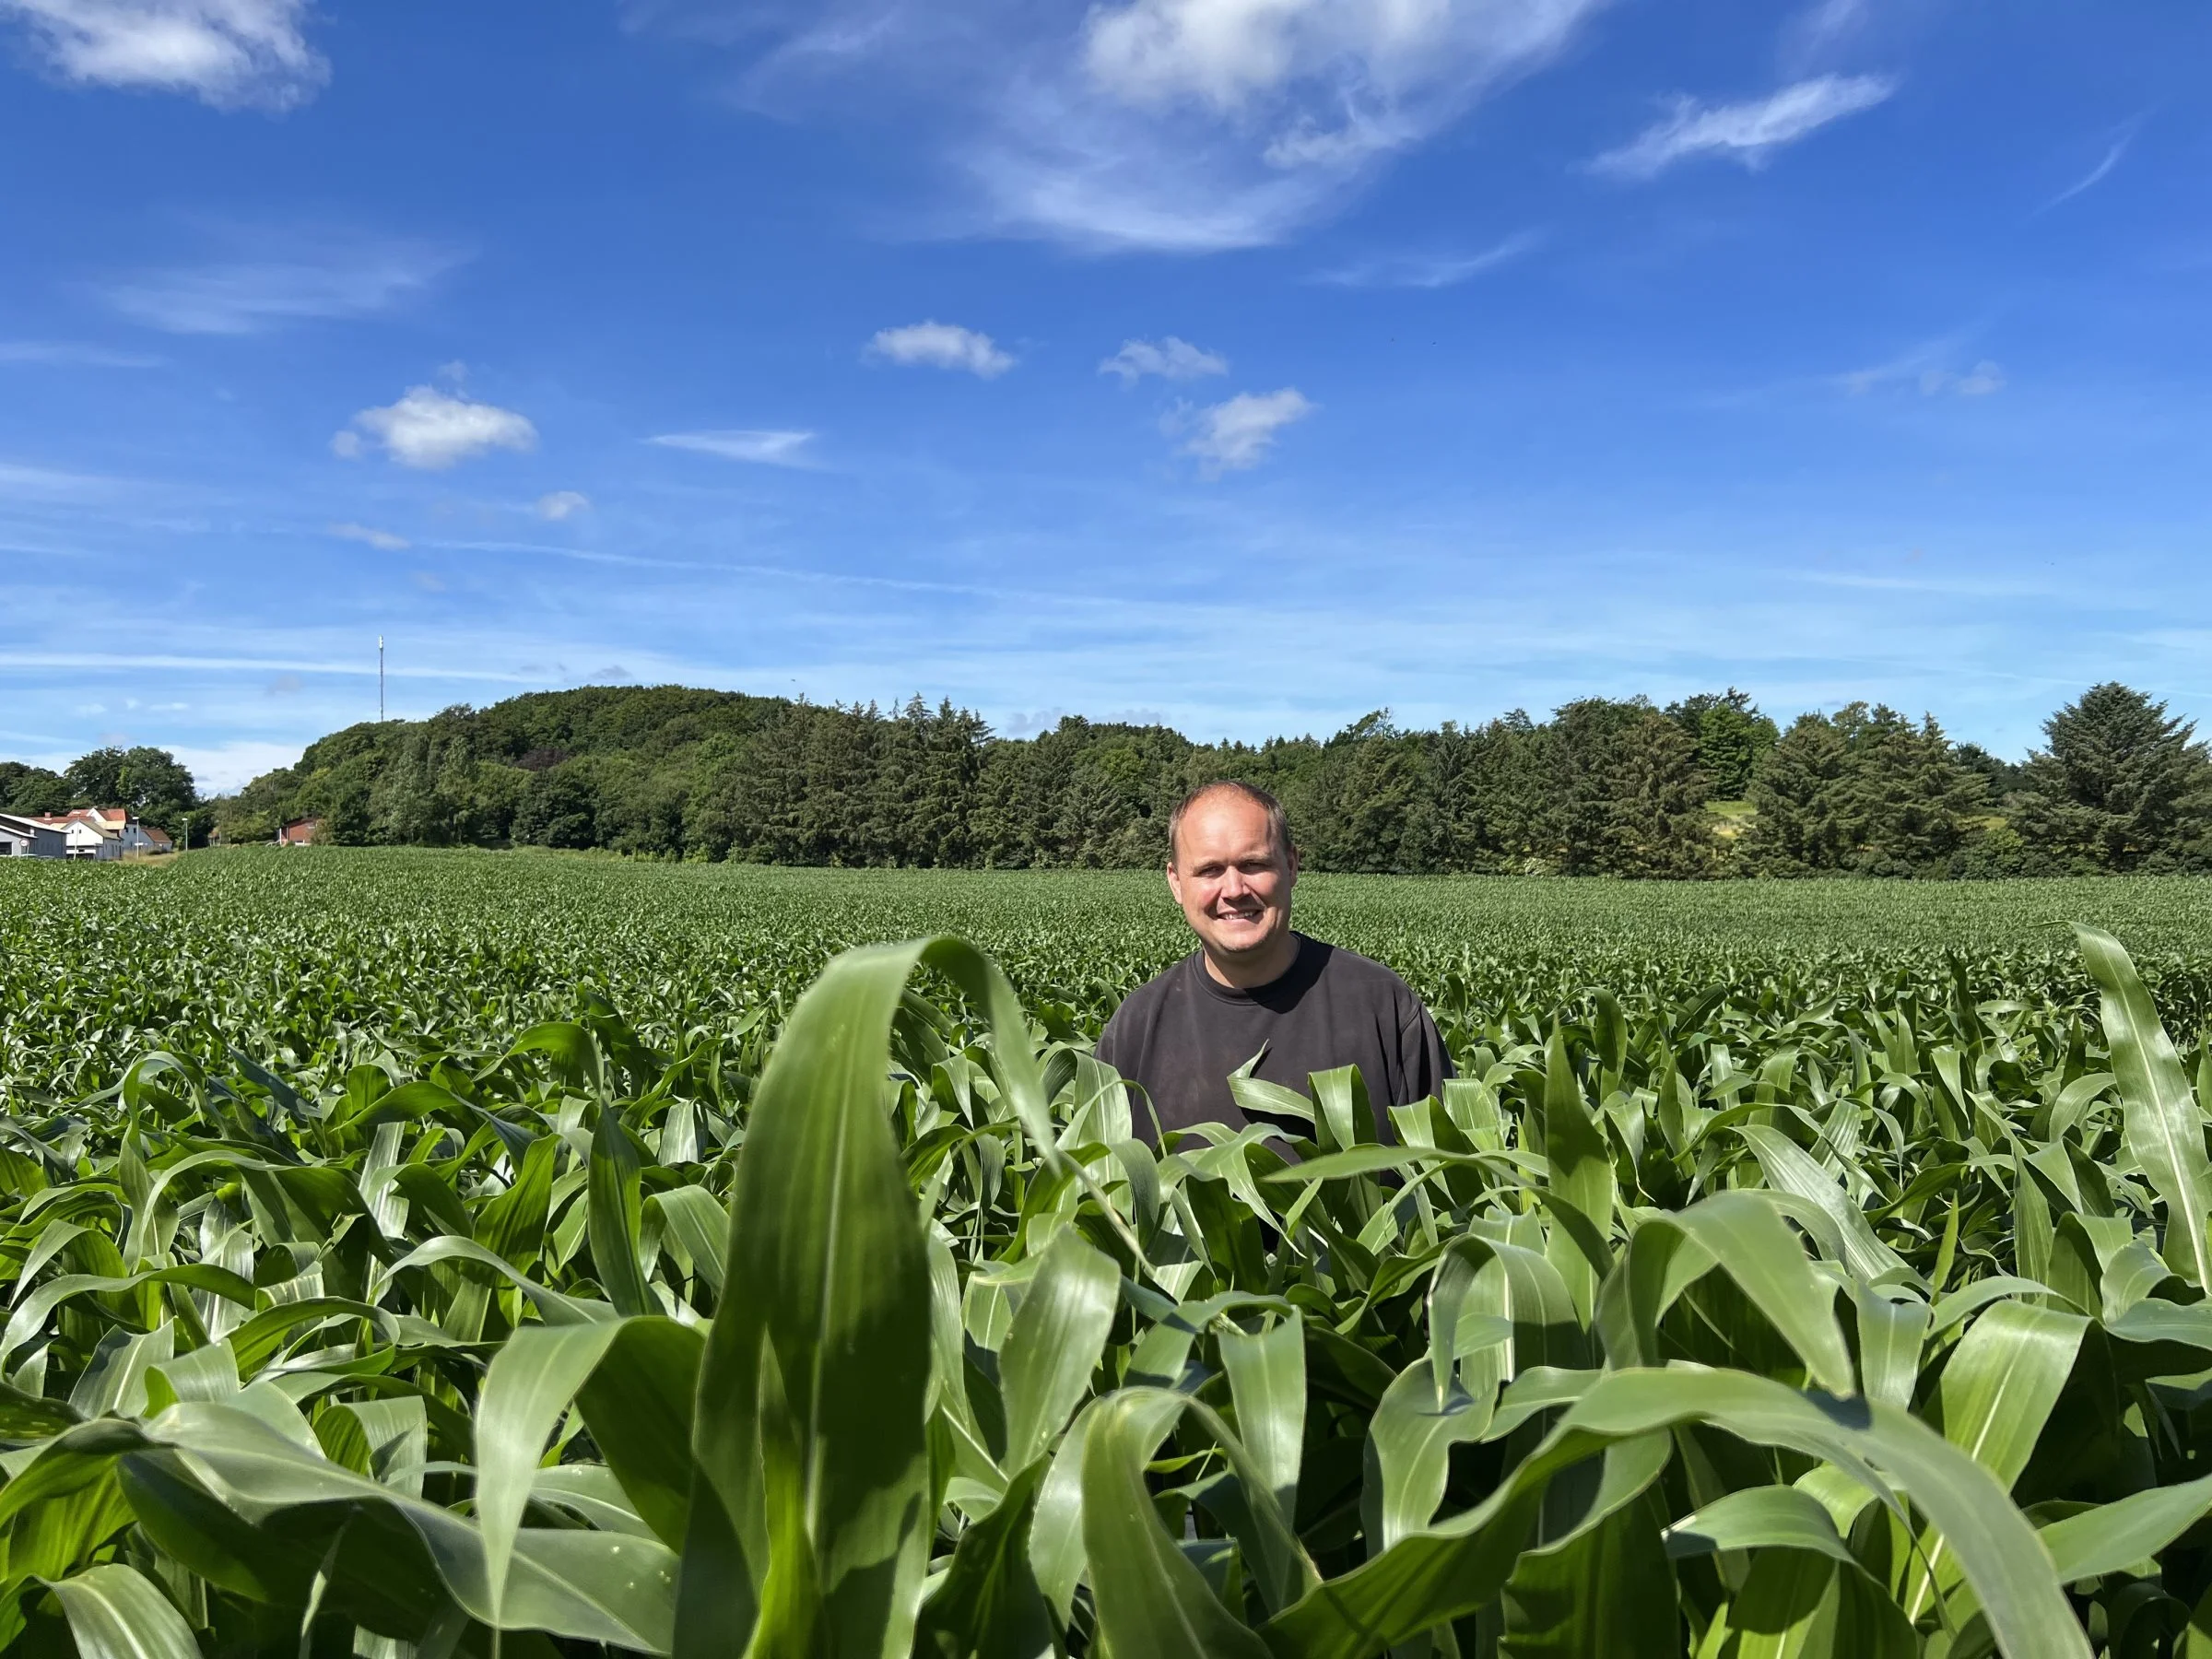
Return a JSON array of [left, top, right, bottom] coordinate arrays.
[[1, 0, 2206, 790]]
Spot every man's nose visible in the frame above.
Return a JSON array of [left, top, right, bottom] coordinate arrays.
[[1218, 867, 1251, 899]]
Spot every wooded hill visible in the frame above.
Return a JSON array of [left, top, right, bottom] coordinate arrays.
[[179, 681, 2212, 878]]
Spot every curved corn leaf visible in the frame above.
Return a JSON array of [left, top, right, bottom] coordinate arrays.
[[41, 1563, 202, 1659], [999, 1224, 1120, 1474], [2077, 924, 2212, 1288]]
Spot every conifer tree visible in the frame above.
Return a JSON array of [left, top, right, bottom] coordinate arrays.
[[2013, 683, 2212, 871]]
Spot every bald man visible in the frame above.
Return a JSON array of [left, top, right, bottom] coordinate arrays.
[[1094, 780, 1451, 1144]]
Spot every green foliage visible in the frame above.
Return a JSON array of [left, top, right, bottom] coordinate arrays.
[[57, 747, 199, 830], [2012, 683, 2212, 874], [1665, 688, 1779, 800], [7, 856, 2212, 1653], [156, 679, 2206, 880], [1744, 703, 1989, 877], [0, 761, 71, 817]]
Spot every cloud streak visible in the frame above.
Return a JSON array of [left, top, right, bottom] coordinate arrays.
[[2039, 121, 2143, 214], [1100, 336, 1227, 383], [1312, 229, 1543, 288], [0, 651, 528, 682], [650, 429, 818, 465], [1593, 74, 1895, 180], [0, 340, 163, 368], [328, 522, 409, 551], [102, 231, 460, 335], [1835, 335, 2005, 399], [638, 0, 1606, 252], [0, 0, 326, 110]]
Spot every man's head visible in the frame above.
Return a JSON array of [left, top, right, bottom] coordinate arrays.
[[1166, 781, 1299, 977]]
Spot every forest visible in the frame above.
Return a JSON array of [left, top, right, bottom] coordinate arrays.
[[5, 681, 2207, 878]]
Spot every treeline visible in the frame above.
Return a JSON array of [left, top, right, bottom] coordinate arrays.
[[158, 679, 2212, 878], [0, 747, 202, 834]]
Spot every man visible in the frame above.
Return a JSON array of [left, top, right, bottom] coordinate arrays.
[[1095, 780, 1452, 1144]]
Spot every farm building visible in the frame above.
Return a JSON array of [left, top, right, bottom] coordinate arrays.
[[278, 818, 323, 846], [0, 813, 65, 858], [24, 808, 168, 860]]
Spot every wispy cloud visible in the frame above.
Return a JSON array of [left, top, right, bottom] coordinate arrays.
[[1924, 361, 2005, 397], [170, 740, 312, 793], [649, 429, 818, 466], [333, 386, 538, 471], [0, 460, 129, 501], [1171, 387, 1313, 477], [636, 0, 1606, 253], [0, 340, 163, 368], [0, 650, 526, 682], [1100, 336, 1227, 384], [1593, 75, 1896, 181], [328, 522, 409, 551], [103, 230, 460, 335], [1312, 229, 1543, 288], [868, 322, 1014, 377], [0, 0, 326, 111], [1780, 0, 1869, 71], [2038, 120, 2144, 214], [535, 490, 592, 520], [1836, 336, 2006, 399]]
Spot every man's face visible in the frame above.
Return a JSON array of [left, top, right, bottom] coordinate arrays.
[[1167, 793, 1298, 962]]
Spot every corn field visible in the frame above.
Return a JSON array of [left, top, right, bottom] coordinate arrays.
[[6, 853, 2212, 1657]]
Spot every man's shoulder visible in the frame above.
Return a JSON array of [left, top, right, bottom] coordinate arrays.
[[1103, 952, 1202, 1029], [1310, 939, 1421, 1000]]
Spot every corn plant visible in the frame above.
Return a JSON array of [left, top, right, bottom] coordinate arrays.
[[8, 861, 2212, 1652]]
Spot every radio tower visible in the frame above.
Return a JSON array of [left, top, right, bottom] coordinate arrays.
[[379, 636, 385, 722]]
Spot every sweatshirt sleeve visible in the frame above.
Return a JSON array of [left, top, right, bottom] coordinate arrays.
[[1400, 997, 1453, 1100], [1093, 996, 1135, 1078]]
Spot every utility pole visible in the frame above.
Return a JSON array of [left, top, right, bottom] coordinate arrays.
[[379, 636, 386, 723]]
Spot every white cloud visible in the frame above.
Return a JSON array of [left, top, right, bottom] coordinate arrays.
[[2039, 121, 2143, 214], [535, 490, 592, 520], [103, 231, 458, 335], [1100, 336, 1228, 384], [328, 522, 409, 551], [1780, 0, 1868, 70], [1081, 0, 1587, 119], [0, 340, 163, 367], [334, 386, 538, 471], [1837, 339, 2005, 399], [1924, 360, 2005, 398], [1174, 386, 1313, 476], [649, 429, 818, 466], [868, 322, 1015, 377], [642, 0, 1603, 252], [0, 460, 128, 501], [1592, 75, 1896, 181], [171, 739, 307, 794], [1312, 229, 1542, 288], [0, 0, 325, 110]]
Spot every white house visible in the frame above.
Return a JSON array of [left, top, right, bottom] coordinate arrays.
[[0, 813, 65, 858], [26, 808, 165, 860]]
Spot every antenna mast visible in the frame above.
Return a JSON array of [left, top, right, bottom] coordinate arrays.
[[379, 636, 385, 722]]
